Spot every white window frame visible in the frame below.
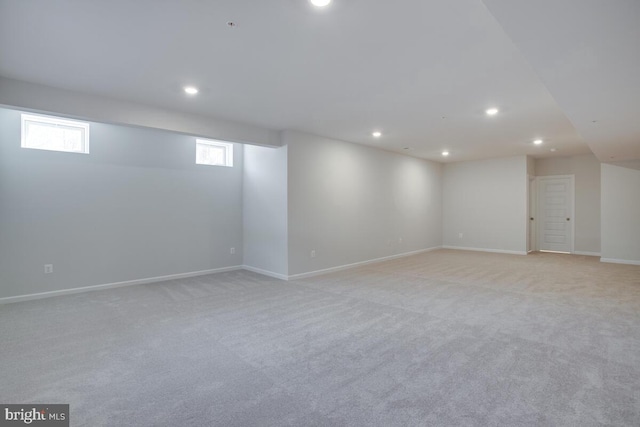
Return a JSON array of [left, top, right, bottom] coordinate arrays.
[[195, 139, 234, 167], [21, 113, 90, 154]]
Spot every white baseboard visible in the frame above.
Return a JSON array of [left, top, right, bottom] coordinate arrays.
[[600, 258, 640, 266], [0, 266, 243, 304], [241, 265, 288, 281], [573, 251, 601, 257], [442, 245, 527, 256], [287, 246, 442, 280]]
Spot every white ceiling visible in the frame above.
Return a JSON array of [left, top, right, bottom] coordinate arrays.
[[483, 0, 640, 163], [1, 0, 634, 163]]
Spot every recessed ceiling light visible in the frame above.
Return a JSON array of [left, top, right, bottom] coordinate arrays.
[[372, 131, 382, 138], [442, 151, 450, 157], [486, 108, 499, 116], [310, 0, 331, 7], [533, 139, 543, 145], [184, 86, 199, 95]]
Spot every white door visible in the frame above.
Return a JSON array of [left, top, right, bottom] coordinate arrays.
[[528, 176, 536, 252], [537, 176, 574, 253]]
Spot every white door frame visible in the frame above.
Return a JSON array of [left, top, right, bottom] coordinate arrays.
[[528, 175, 537, 253], [536, 175, 575, 254]]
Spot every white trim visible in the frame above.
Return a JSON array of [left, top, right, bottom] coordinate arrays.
[[196, 138, 233, 167], [287, 246, 442, 280], [0, 266, 243, 304], [600, 258, 640, 266], [574, 251, 601, 257], [21, 112, 90, 154], [442, 245, 528, 255], [242, 265, 288, 281], [0, 249, 446, 303]]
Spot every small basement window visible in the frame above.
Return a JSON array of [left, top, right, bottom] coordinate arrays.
[[21, 113, 90, 154], [196, 139, 233, 167]]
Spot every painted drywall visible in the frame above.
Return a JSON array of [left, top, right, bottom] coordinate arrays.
[[285, 131, 442, 276], [0, 76, 280, 147], [243, 144, 288, 277], [601, 163, 640, 264], [527, 155, 536, 176], [610, 159, 640, 171], [535, 154, 601, 254], [0, 108, 243, 299], [443, 156, 528, 254]]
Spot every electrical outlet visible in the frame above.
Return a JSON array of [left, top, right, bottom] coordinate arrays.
[[398, 237, 403, 244], [458, 232, 463, 239], [230, 247, 235, 255], [44, 264, 53, 274], [310, 250, 316, 258]]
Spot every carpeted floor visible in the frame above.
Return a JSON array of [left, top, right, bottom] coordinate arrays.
[[1, 249, 639, 426]]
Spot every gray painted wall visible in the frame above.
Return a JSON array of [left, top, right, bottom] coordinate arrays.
[[535, 154, 601, 254], [0, 108, 243, 299], [243, 144, 288, 276], [2, 100, 627, 301], [284, 131, 443, 276], [443, 156, 528, 253], [601, 163, 640, 263], [527, 155, 536, 176]]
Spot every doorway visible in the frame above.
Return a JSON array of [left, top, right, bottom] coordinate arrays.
[[528, 176, 536, 252], [536, 175, 575, 253]]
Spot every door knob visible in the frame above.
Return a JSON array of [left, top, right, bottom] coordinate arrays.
[[530, 217, 534, 221], [566, 218, 570, 221]]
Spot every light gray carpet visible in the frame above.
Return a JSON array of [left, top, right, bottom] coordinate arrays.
[[1, 250, 639, 426]]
